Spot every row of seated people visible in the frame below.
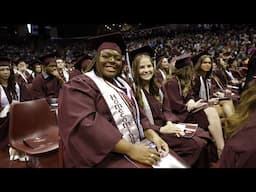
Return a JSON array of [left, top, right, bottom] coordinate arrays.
[[57, 33, 255, 168], [0, 32, 255, 168]]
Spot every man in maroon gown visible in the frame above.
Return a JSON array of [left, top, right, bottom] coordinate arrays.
[[31, 53, 64, 100]]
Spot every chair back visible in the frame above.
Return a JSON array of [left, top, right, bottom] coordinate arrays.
[[9, 98, 59, 156]]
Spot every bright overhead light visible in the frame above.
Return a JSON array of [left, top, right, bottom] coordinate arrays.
[[27, 24, 32, 34]]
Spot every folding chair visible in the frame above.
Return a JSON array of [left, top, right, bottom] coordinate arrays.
[[9, 98, 59, 168]]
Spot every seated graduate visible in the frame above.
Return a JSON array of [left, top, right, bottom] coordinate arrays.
[[163, 54, 221, 160], [155, 54, 173, 86], [220, 85, 256, 168], [58, 32, 185, 168], [0, 56, 32, 160], [130, 46, 216, 167], [56, 57, 70, 83], [31, 52, 65, 100], [192, 54, 235, 119], [69, 54, 92, 79]]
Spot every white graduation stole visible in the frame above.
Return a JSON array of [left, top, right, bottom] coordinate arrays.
[[85, 70, 144, 144], [199, 76, 210, 100], [16, 70, 28, 84], [140, 88, 164, 125], [158, 69, 166, 81], [0, 83, 20, 118]]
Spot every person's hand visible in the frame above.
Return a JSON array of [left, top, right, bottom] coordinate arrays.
[[208, 97, 219, 106], [214, 91, 225, 98], [50, 69, 61, 78], [194, 99, 207, 109], [150, 135, 169, 158], [186, 99, 195, 112], [49, 69, 65, 84], [160, 121, 184, 135], [127, 144, 161, 166], [231, 79, 239, 85]]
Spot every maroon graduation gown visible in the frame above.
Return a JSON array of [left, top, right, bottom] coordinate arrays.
[[143, 90, 211, 167], [0, 84, 32, 150], [69, 69, 82, 80], [163, 77, 209, 130], [58, 74, 162, 168], [219, 110, 256, 168], [31, 73, 62, 100]]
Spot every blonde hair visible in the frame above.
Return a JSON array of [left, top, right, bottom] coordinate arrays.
[[132, 54, 159, 108], [224, 85, 256, 139], [174, 64, 194, 97]]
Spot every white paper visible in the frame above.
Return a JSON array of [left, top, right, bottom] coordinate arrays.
[[152, 154, 188, 168]]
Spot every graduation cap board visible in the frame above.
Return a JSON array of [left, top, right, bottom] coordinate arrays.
[[87, 32, 126, 54]]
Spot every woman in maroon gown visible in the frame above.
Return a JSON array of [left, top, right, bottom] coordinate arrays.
[[155, 55, 172, 86], [58, 33, 184, 168], [193, 54, 235, 119], [131, 46, 216, 167], [0, 57, 31, 151], [220, 85, 256, 167], [163, 54, 219, 160]]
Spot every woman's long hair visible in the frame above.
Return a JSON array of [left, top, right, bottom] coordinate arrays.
[[132, 54, 160, 108], [174, 64, 194, 97], [194, 55, 213, 79], [1, 65, 18, 100], [156, 56, 171, 80], [224, 85, 256, 139]]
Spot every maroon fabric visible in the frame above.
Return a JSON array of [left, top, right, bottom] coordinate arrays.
[[163, 77, 209, 130], [15, 71, 33, 85], [0, 84, 32, 150], [31, 74, 62, 100], [143, 89, 214, 167], [69, 69, 82, 79], [219, 110, 256, 168], [0, 61, 10, 66], [58, 74, 155, 167], [156, 70, 165, 86], [213, 70, 228, 87], [229, 69, 243, 81], [42, 57, 56, 66], [97, 42, 121, 53], [0, 117, 9, 150], [193, 75, 240, 106]]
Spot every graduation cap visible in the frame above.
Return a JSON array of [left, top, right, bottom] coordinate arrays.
[[191, 50, 209, 65], [87, 32, 126, 54], [74, 54, 92, 70], [39, 52, 57, 66], [129, 45, 155, 64], [0, 56, 12, 66], [15, 57, 28, 65], [156, 53, 169, 63], [30, 59, 42, 66], [173, 53, 193, 69]]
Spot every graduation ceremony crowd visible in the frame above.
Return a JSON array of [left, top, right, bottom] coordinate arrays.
[[0, 24, 256, 168]]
